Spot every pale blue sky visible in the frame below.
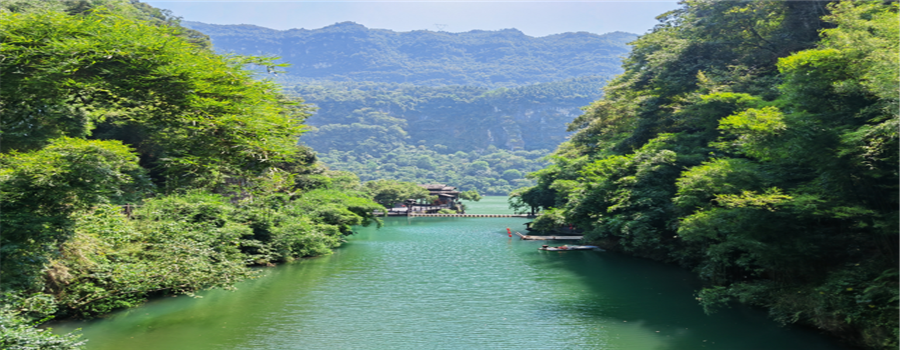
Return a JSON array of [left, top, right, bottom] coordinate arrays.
[[144, 1, 682, 37]]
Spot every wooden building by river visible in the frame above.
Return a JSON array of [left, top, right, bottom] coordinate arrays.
[[391, 184, 462, 215], [420, 184, 461, 207]]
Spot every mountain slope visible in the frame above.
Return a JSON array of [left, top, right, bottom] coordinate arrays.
[[296, 77, 606, 152], [182, 21, 636, 87], [292, 78, 607, 194], [180, 21, 636, 194]]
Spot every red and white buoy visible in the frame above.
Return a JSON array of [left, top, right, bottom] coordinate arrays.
[[507, 227, 512, 237]]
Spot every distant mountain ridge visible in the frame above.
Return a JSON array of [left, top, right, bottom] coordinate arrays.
[[182, 21, 636, 87], [180, 20, 637, 194]]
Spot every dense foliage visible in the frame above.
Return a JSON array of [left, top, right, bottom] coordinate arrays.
[[0, 0, 210, 49], [184, 20, 625, 195], [364, 179, 433, 209], [0, 1, 382, 347], [0, 309, 85, 350], [289, 79, 611, 194], [514, 1, 898, 348], [183, 20, 635, 87], [319, 145, 547, 195], [296, 78, 605, 152], [1, 5, 310, 191]]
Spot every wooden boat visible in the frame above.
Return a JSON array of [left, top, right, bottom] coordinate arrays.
[[539, 245, 603, 251]]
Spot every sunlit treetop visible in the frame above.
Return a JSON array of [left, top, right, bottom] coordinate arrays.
[[1, 6, 313, 189]]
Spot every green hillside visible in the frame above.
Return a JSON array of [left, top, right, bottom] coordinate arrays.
[[291, 78, 609, 194], [182, 21, 635, 87], [296, 77, 606, 152], [183, 21, 630, 194], [514, 1, 899, 348]]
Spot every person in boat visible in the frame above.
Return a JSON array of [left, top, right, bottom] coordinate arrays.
[[542, 245, 549, 249], [558, 245, 569, 250]]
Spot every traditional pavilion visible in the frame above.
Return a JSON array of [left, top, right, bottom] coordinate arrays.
[[419, 184, 461, 207], [399, 184, 462, 213]]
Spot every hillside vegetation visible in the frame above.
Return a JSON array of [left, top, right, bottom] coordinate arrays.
[[292, 78, 609, 194], [514, 1, 898, 348], [184, 22, 633, 194], [0, 1, 389, 347], [297, 77, 607, 152], [183, 20, 635, 87]]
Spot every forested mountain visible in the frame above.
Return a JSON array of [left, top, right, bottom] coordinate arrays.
[[182, 21, 635, 87], [297, 77, 605, 152], [513, 1, 898, 348], [293, 78, 607, 194], [181, 21, 632, 194]]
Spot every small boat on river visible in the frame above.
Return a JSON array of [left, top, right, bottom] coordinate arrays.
[[539, 245, 603, 251]]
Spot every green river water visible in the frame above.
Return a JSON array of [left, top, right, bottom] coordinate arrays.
[[52, 197, 848, 349]]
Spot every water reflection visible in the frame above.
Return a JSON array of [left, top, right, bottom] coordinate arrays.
[[52, 217, 847, 350]]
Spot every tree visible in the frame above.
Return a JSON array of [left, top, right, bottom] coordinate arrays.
[[1, 0, 212, 50], [466, 161, 490, 175], [0, 310, 85, 350], [0, 0, 386, 331], [501, 169, 523, 181], [458, 189, 482, 202], [0, 138, 149, 290], [518, 1, 898, 347], [1, 9, 310, 191], [364, 180, 432, 209]]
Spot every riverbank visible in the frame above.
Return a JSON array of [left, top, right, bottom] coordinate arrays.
[[51, 216, 851, 350]]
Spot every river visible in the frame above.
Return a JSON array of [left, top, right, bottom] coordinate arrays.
[[52, 197, 847, 349]]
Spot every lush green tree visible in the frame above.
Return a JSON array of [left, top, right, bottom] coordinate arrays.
[[0, 309, 85, 350], [31, 187, 381, 319], [52, 199, 253, 318], [466, 161, 490, 176], [501, 169, 523, 181], [288, 189, 383, 234], [0, 138, 149, 290], [415, 155, 437, 170], [1, 8, 310, 190], [364, 179, 433, 209], [0, 1, 385, 340], [519, 1, 898, 347], [458, 189, 482, 202], [0, 0, 211, 50]]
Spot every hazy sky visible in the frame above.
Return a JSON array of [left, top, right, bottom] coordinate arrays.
[[144, 1, 682, 37]]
